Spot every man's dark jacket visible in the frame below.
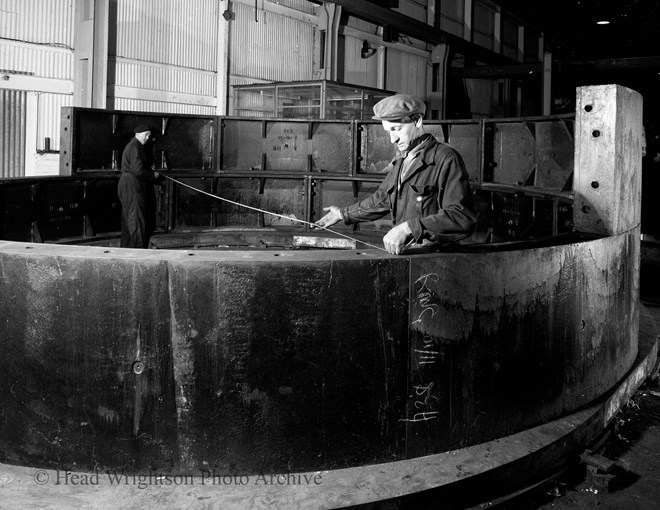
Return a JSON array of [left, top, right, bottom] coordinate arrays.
[[341, 135, 477, 244]]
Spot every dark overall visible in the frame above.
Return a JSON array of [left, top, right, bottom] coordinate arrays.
[[118, 138, 157, 248]]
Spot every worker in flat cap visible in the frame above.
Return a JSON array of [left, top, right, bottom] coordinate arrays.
[[314, 94, 476, 254], [117, 124, 161, 248]]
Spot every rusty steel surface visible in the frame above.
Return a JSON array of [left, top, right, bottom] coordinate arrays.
[[0, 228, 639, 474]]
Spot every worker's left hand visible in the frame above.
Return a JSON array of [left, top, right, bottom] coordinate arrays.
[[383, 222, 413, 255]]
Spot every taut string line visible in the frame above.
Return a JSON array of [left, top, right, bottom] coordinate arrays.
[[161, 174, 387, 253]]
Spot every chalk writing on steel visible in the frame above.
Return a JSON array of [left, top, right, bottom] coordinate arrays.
[[411, 273, 439, 325], [401, 272, 441, 423]]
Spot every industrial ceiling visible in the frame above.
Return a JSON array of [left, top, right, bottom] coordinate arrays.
[[346, 0, 660, 115], [494, 0, 660, 116], [494, 0, 660, 61]]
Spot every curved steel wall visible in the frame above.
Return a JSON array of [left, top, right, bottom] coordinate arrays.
[[0, 229, 638, 473], [0, 84, 642, 480]]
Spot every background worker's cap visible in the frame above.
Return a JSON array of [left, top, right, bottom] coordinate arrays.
[[372, 94, 426, 120], [133, 124, 152, 134]]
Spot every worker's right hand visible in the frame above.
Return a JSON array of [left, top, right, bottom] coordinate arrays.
[[313, 206, 343, 229]]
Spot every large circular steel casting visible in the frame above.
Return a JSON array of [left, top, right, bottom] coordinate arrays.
[[0, 84, 652, 509], [0, 228, 639, 474]]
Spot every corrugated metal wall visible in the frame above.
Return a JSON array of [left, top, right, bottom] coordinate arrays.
[[342, 13, 429, 97], [385, 48, 428, 97], [113, 59, 217, 97], [112, 0, 219, 112], [230, 1, 315, 83], [342, 36, 380, 89], [114, 0, 218, 70], [114, 98, 216, 116], [394, 0, 428, 22], [0, 43, 73, 80], [0, 90, 26, 178], [0, 0, 74, 158], [268, 0, 317, 14], [37, 93, 73, 151], [0, 0, 74, 46]]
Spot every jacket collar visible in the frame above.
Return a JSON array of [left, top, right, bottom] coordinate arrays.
[[397, 135, 436, 185]]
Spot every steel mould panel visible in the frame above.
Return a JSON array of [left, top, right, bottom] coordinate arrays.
[[220, 119, 263, 170], [483, 117, 575, 189], [33, 180, 86, 241], [309, 122, 352, 173], [83, 178, 122, 236], [423, 122, 482, 182], [262, 122, 310, 172], [0, 177, 124, 243], [358, 120, 482, 179], [220, 119, 352, 173], [358, 122, 400, 175], [156, 116, 215, 171], [488, 122, 536, 185], [60, 108, 215, 173], [0, 183, 34, 241], [0, 229, 638, 474], [171, 176, 308, 230], [171, 176, 217, 229], [534, 119, 575, 190], [310, 178, 393, 233]]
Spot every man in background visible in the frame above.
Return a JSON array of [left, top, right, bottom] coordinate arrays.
[[118, 124, 160, 248]]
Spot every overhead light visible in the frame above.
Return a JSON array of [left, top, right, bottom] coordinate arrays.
[[596, 20, 610, 25]]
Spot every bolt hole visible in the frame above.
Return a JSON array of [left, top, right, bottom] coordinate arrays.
[[132, 361, 145, 375], [188, 253, 196, 256], [591, 181, 599, 189], [584, 104, 593, 112], [103, 250, 111, 254], [592, 129, 601, 138], [580, 320, 586, 330]]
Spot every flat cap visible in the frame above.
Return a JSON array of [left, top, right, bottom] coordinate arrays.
[[372, 94, 426, 120], [133, 123, 152, 134]]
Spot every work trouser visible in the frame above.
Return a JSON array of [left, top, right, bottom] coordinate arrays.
[[118, 173, 150, 248]]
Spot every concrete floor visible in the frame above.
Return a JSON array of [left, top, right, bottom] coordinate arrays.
[[499, 302, 660, 510]]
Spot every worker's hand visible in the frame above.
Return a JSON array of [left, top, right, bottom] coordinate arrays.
[[153, 171, 160, 179], [314, 206, 343, 229], [383, 222, 413, 255]]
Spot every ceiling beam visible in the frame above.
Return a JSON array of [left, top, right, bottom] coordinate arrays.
[[457, 62, 542, 78], [458, 55, 660, 80], [569, 56, 660, 70], [318, 0, 514, 65]]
